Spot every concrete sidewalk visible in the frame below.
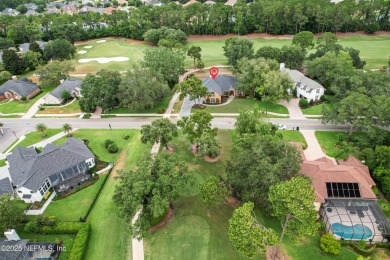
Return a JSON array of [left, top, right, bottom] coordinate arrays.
[[300, 130, 336, 163], [25, 192, 56, 215]]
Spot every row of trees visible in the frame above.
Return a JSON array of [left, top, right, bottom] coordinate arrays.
[[0, 0, 389, 45], [79, 46, 185, 112]]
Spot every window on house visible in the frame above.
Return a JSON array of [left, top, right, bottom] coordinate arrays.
[[18, 191, 22, 193], [210, 98, 216, 103], [316, 89, 320, 93], [210, 92, 215, 97]]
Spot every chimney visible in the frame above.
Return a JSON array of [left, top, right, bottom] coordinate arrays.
[[12, 75, 17, 80], [4, 229, 20, 241], [279, 63, 285, 70]]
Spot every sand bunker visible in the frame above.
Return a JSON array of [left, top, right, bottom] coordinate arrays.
[[78, 57, 129, 64], [77, 50, 87, 54], [84, 46, 93, 49], [96, 40, 107, 43]]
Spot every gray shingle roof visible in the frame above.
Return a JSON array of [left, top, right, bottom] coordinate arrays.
[[0, 79, 39, 97], [49, 78, 82, 99], [0, 177, 13, 195], [281, 68, 324, 91], [202, 75, 237, 96], [7, 138, 94, 191], [0, 239, 29, 260], [18, 41, 47, 53]]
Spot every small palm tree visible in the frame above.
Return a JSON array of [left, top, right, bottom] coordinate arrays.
[[62, 123, 73, 137], [35, 123, 47, 138]]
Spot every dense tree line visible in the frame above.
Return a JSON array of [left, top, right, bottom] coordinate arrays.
[[0, 0, 389, 45]]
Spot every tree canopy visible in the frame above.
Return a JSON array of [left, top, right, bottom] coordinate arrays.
[[0, 194, 25, 234], [292, 31, 314, 52], [113, 153, 191, 239], [79, 69, 121, 112], [199, 176, 229, 207], [36, 60, 75, 88], [143, 27, 187, 46], [187, 46, 202, 68], [118, 66, 170, 111], [178, 76, 209, 105], [43, 39, 76, 61], [268, 177, 319, 252], [141, 118, 178, 150], [223, 37, 254, 67], [142, 46, 185, 87], [228, 202, 278, 257]]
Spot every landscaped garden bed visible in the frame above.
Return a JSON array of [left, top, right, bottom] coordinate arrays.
[[202, 98, 288, 114]]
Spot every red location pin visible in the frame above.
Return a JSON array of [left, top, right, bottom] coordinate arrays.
[[209, 67, 219, 80]]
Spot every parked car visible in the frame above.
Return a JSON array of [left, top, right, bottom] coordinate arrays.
[[277, 124, 286, 130]]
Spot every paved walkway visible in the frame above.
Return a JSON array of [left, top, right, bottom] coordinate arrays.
[[300, 130, 336, 163], [96, 163, 114, 174], [22, 93, 48, 119], [131, 142, 160, 260], [91, 106, 102, 119], [25, 192, 56, 215], [164, 92, 180, 118], [279, 98, 305, 119]]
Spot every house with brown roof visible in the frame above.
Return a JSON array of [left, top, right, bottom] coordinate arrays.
[[103, 7, 119, 15], [183, 0, 199, 7], [293, 142, 390, 242]]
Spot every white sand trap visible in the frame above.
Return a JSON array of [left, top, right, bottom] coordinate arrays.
[[96, 40, 107, 43], [84, 46, 93, 49], [78, 57, 130, 64], [77, 50, 87, 54]]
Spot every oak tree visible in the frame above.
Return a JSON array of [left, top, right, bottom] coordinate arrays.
[[141, 118, 178, 150]]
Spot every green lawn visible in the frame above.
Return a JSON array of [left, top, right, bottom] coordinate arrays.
[[15, 229, 76, 260], [107, 94, 172, 114], [145, 130, 357, 259], [302, 103, 331, 115], [8, 129, 62, 152], [53, 129, 134, 162], [202, 98, 289, 114], [38, 100, 81, 114], [279, 130, 307, 148], [0, 159, 6, 167], [0, 91, 46, 114], [74, 38, 149, 74], [43, 173, 109, 221], [315, 131, 347, 158], [85, 131, 150, 260]]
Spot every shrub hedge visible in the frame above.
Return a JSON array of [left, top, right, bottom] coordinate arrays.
[[340, 241, 376, 257], [68, 224, 91, 260]]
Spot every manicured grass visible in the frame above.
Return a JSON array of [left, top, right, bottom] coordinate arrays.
[[15, 229, 76, 260], [0, 159, 6, 167], [0, 115, 21, 118], [53, 129, 134, 162], [43, 173, 109, 221], [202, 98, 289, 114], [9, 129, 62, 152], [85, 131, 150, 260], [107, 95, 172, 114], [315, 131, 347, 158], [279, 130, 307, 148], [38, 100, 81, 114], [74, 38, 149, 74], [302, 103, 331, 115]]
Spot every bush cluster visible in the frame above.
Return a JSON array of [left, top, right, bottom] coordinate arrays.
[[320, 233, 341, 255], [68, 224, 91, 260], [104, 139, 118, 153], [299, 98, 309, 108], [83, 113, 91, 119]]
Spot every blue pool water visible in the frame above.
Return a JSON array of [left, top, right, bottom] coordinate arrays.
[[331, 223, 373, 240]]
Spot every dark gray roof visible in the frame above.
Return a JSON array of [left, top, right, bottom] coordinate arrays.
[[7, 138, 94, 191], [49, 78, 82, 99], [0, 177, 13, 195], [202, 75, 237, 96], [18, 41, 47, 53], [0, 79, 39, 97], [25, 3, 38, 10], [0, 239, 29, 260], [1, 8, 19, 15]]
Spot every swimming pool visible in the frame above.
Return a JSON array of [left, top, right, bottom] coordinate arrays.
[[331, 223, 373, 240]]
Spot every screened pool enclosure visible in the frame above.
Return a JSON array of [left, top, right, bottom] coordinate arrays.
[[321, 199, 390, 243]]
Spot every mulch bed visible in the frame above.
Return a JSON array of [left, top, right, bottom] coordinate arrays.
[[191, 144, 221, 162], [150, 204, 174, 232], [224, 197, 241, 207], [266, 246, 291, 260]]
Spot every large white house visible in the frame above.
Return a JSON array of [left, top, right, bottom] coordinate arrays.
[[6, 138, 95, 203], [280, 63, 325, 102]]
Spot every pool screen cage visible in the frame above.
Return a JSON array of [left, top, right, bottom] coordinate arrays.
[[320, 199, 390, 243]]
